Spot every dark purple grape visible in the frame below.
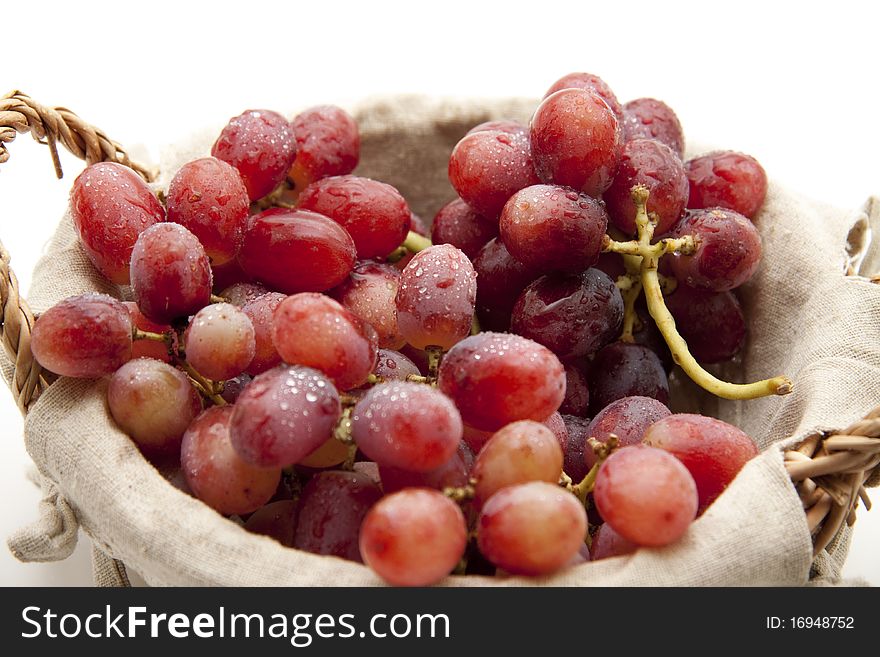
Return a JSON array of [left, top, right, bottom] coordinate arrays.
[[431, 198, 498, 260], [472, 238, 541, 332], [664, 284, 746, 363], [380, 441, 474, 495], [560, 362, 590, 416], [561, 414, 590, 482], [589, 343, 669, 415]]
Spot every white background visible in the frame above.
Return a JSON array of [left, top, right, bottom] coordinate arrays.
[[0, 0, 878, 586]]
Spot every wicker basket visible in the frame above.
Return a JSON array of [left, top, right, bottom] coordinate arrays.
[[1, 91, 879, 586]]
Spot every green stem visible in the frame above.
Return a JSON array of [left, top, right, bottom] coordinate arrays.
[[403, 230, 433, 253]]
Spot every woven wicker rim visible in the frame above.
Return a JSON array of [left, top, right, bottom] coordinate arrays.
[[1, 90, 878, 564]]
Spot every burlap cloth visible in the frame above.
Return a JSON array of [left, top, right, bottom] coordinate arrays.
[[4, 97, 880, 586]]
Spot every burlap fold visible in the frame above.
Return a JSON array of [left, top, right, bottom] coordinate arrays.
[[7, 96, 880, 586]]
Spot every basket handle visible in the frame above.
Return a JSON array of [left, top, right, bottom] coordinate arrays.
[[0, 91, 877, 565], [0, 90, 153, 414]]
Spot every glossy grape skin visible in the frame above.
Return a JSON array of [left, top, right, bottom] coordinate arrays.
[[685, 151, 768, 219], [211, 109, 297, 200], [543, 72, 623, 117], [293, 470, 382, 562], [448, 129, 540, 219], [560, 363, 590, 417], [664, 285, 746, 363], [437, 332, 566, 432], [220, 373, 251, 404], [589, 343, 669, 415], [124, 302, 173, 363], [643, 414, 758, 513], [330, 262, 403, 350], [593, 445, 698, 546], [590, 523, 637, 560], [372, 349, 420, 381], [181, 406, 281, 515], [530, 88, 622, 197], [221, 282, 269, 307], [621, 98, 685, 157], [229, 365, 341, 468], [395, 244, 477, 350], [603, 139, 688, 236], [477, 482, 587, 576], [379, 441, 474, 495], [542, 411, 569, 450], [130, 223, 213, 324], [288, 105, 360, 190], [32, 294, 132, 378], [472, 421, 563, 506], [472, 238, 540, 332], [238, 208, 357, 294], [298, 175, 411, 259], [108, 358, 202, 454], [69, 162, 165, 284], [499, 184, 608, 274], [272, 293, 378, 391], [561, 414, 590, 482], [211, 258, 253, 292], [466, 119, 528, 137], [184, 303, 256, 381], [584, 395, 671, 469], [431, 198, 499, 260], [669, 208, 762, 292], [511, 269, 624, 361], [351, 382, 463, 472], [243, 500, 298, 547], [360, 489, 467, 586], [238, 292, 284, 376], [408, 212, 430, 237], [165, 157, 250, 265]]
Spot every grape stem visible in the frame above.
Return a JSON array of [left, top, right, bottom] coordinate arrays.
[[603, 185, 793, 400], [402, 230, 432, 254], [181, 362, 227, 406], [132, 328, 171, 344], [569, 436, 618, 505], [210, 294, 227, 304], [425, 346, 443, 378], [443, 482, 475, 502]]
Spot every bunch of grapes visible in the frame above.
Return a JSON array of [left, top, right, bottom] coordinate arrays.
[[30, 73, 787, 586]]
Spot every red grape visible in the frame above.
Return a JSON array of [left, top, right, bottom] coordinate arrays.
[[437, 332, 565, 432], [229, 365, 341, 468], [293, 470, 382, 562], [589, 523, 637, 560], [288, 105, 360, 189], [589, 343, 669, 414], [69, 162, 164, 284], [298, 175, 411, 259], [530, 88, 622, 197], [379, 441, 474, 495], [396, 244, 476, 350], [560, 362, 590, 417], [664, 284, 746, 363], [219, 282, 269, 307], [431, 198, 498, 260], [243, 499, 298, 546], [472, 420, 563, 505], [542, 411, 569, 450], [124, 302, 173, 363], [477, 481, 587, 576], [448, 129, 540, 218], [543, 72, 622, 117], [593, 445, 698, 546], [181, 406, 281, 515], [685, 151, 768, 219], [108, 358, 202, 454], [130, 223, 212, 324], [330, 262, 404, 350], [472, 237, 540, 332], [466, 119, 528, 137], [165, 157, 250, 265], [360, 489, 467, 586], [211, 109, 296, 200], [272, 293, 378, 391], [643, 414, 758, 512], [32, 294, 132, 378], [621, 98, 685, 157], [238, 208, 356, 294], [184, 303, 256, 381], [499, 184, 608, 273], [211, 258, 253, 293], [351, 382, 463, 472], [408, 211, 430, 237], [669, 208, 762, 291], [372, 348, 420, 381], [603, 138, 688, 236], [511, 269, 623, 360], [241, 292, 285, 376], [584, 395, 671, 469]]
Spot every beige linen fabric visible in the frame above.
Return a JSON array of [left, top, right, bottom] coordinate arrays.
[[5, 97, 880, 586]]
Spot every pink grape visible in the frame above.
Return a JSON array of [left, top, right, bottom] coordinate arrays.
[[584, 395, 671, 469], [241, 292, 285, 375], [184, 303, 256, 381], [330, 262, 404, 350], [372, 349, 420, 381], [431, 198, 498, 260], [590, 523, 638, 561], [379, 441, 474, 495]]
